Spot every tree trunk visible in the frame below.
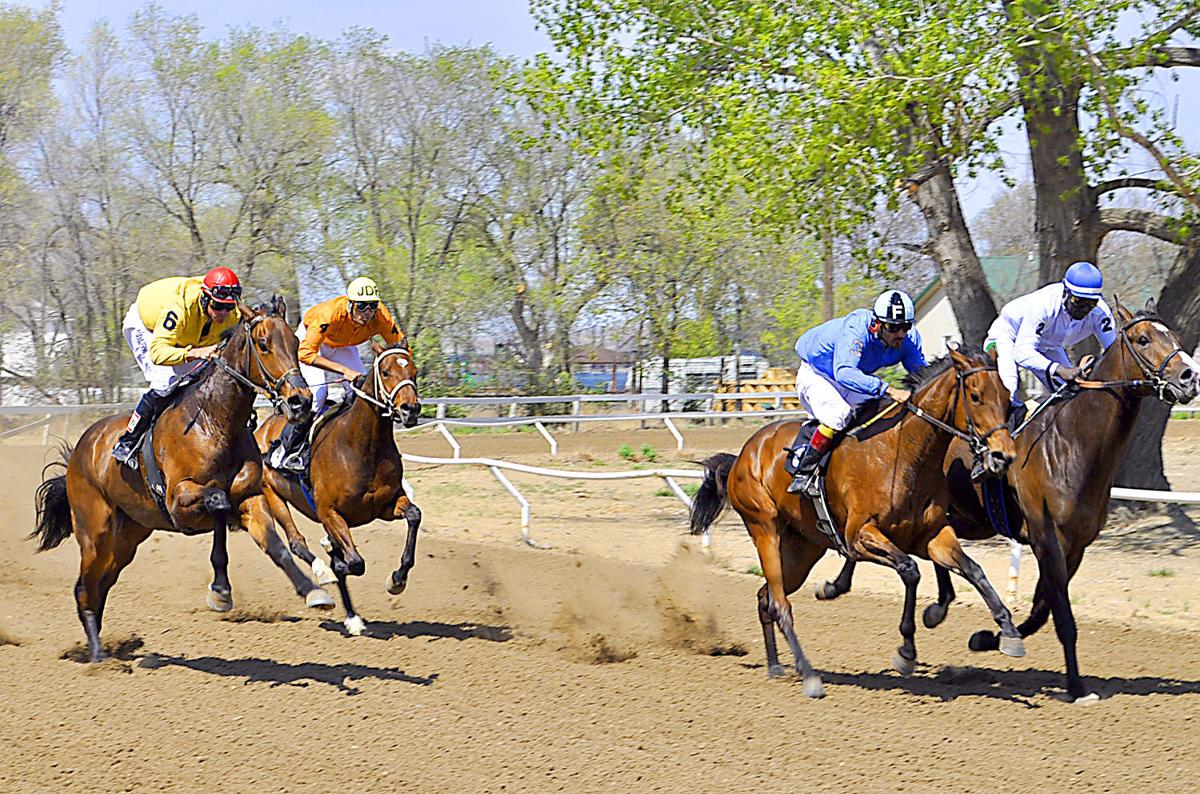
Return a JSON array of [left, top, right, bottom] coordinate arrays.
[[1115, 243, 1200, 490], [908, 166, 998, 345], [821, 220, 834, 321]]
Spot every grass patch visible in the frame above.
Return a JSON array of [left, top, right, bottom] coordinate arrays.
[[618, 443, 635, 461], [745, 564, 763, 577], [1149, 567, 1176, 578]]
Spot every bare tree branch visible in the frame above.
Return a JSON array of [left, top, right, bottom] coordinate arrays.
[[1097, 207, 1187, 245], [1091, 177, 1178, 198]]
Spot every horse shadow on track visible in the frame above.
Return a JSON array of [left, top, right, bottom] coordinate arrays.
[[318, 619, 513, 643], [136, 653, 437, 695], [812, 664, 1200, 707]]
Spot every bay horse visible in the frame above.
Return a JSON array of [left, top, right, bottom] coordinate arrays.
[[255, 340, 422, 636], [816, 298, 1199, 701], [31, 298, 321, 662], [690, 346, 1019, 697]]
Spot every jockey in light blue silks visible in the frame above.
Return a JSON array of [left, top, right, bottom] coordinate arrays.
[[984, 261, 1117, 426], [787, 289, 928, 494]]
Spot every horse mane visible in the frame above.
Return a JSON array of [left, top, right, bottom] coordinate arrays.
[[902, 345, 990, 391]]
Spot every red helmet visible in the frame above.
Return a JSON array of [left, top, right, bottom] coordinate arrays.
[[201, 266, 242, 306]]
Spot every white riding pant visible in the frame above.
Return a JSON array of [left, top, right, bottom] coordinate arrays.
[[984, 332, 1070, 400], [296, 322, 366, 411], [121, 304, 194, 392], [794, 360, 875, 431]]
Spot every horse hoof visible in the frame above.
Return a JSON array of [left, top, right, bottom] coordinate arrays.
[[892, 649, 916, 677], [206, 586, 233, 613], [1072, 692, 1101, 705], [767, 664, 789, 679], [344, 615, 365, 636], [305, 589, 335, 610], [310, 558, 337, 586], [319, 536, 333, 553], [814, 582, 841, 601], [999, 635, 1026, 657], [968, 630, 1000, 652], [923, 603, 947, 629], [802, 676, 825, 698]]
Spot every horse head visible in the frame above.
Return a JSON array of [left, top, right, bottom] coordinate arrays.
[[1110, 297, 1198, 405], [239, 298, 311, 423], [944, 345, 1016, 477], [370, 339, 421, 428]]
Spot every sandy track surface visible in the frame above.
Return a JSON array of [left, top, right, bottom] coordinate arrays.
[[2, 421, 1200, 792]]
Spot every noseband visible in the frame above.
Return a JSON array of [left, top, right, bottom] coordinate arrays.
[[346, 347, 419, 420], [1110, 316, 1187, 402]]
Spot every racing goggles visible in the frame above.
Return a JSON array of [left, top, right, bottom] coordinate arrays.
[[350, 300, 379, 313], [206, 284, 242, 305], [880, 320, 912, 334]]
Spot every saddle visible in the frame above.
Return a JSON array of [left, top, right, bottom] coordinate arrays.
[[782, 400, 886, 558]]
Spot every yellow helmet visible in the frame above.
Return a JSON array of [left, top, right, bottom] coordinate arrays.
[[347, 276, 379, 303]]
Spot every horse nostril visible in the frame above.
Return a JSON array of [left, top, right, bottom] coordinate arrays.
[[1182, 368, 1194, 383]]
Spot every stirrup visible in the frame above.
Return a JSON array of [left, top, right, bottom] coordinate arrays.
[[787, 470, 815, 495], [111, 441, 140, 470], [276, 449, 306, 472]]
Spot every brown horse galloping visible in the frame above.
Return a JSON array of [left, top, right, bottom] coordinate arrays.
[[690, 347, 1018, 697], [255, 340, 421, 636], [818, 299, 1199, 702], [31, 298, 317, 662]]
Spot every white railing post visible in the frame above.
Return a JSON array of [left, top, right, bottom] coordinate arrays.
[[489, 466, 539, 548], [662, 416, 684, 450], [572, 398, 582, 432], [436, 403, 447, 420], [534, 421, 558, 456], [436, 421, 461, 458]]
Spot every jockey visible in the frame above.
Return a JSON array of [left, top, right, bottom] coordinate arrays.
[[787, 289, 927, 494], [984, 261, 1116, 423], [267, 276, 406, 471], [111, 266, 243, 468]]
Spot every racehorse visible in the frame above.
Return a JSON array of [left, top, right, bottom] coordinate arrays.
[[31, 297, 320, 662], [690, 346, 1019, 697], [815, 299, 1199, 701], [255, 340, 422, 636]]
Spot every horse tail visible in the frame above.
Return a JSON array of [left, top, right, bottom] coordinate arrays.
[[31, 450, 73, 552], [689, 453, 736, 535]]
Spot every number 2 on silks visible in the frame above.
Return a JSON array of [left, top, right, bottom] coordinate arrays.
[[162, 311, 178, 330]]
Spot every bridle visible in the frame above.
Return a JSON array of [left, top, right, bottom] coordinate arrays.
[[345, 347, 419, 420], [209, 315, 306, 412], [903, 364, 1009, 474], [1090, 315, 1187, 402]]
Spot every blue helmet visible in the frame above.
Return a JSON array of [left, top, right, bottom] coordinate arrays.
[[1063, 261, 1103, 299]]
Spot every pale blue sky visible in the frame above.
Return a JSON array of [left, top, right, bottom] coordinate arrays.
[[54, 0, 552, 57]]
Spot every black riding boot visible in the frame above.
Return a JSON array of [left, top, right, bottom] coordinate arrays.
[[268, 415, 312, 472], [111, 391, 163, 469], [786, 443, 823, 495]]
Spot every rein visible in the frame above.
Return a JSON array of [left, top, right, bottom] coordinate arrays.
[[344, 347, 418, 420], [209, 315, 305, 412]]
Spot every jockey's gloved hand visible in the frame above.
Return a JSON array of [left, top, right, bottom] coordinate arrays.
[[1055, 365, 1082, 384]]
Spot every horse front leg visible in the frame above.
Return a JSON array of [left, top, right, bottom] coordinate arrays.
[[852, 524, 920, 677], [385, 495, 422, 596], [1028, 529, 1095, 702], [926, 526, 1022, 654], [240, 495, 333, 610], [319, 510, 366, 636]]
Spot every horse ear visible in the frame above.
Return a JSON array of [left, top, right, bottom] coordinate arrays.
[[1144, 297, 1158, 315], [947, 344, 969, 369], [273, 295, 287, 320], [1113, 294, 1132, 324], [371, 340, 384, 356], [237, 300, 261, 319]]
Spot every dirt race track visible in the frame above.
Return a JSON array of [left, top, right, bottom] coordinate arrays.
[[3, 421, 1200, 792]]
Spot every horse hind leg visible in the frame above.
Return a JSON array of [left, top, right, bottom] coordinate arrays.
[[320, 510, 366, 636], [922, 563, 957, 629], [815, 557, 856, 601], [751, 523, 824, 697]]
